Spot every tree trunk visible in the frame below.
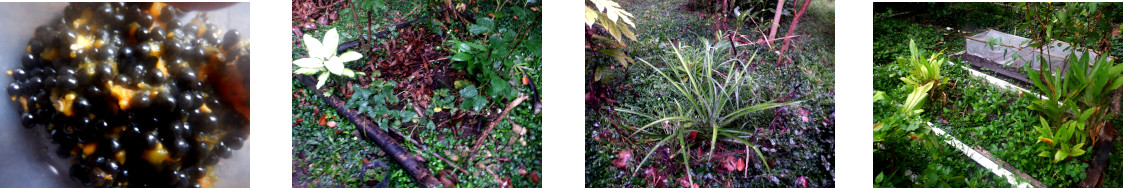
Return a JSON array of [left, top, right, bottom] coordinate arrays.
[[766, 0, 787, 45], [777, 0, 812, 65], [1079, 122, 1115, 188]]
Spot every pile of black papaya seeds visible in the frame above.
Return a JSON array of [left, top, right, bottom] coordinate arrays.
[[6, 3, 249, 187]]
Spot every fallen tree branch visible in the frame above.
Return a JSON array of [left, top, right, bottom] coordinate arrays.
[[466, 95, 530, 161], [298, 75, 442, 187]]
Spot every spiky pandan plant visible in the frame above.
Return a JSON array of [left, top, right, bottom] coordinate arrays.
[[616, 39, 798, 184]]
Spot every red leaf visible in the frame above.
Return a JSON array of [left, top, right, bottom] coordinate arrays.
[[613, 149, 633, 168], [677, 177, 691, 187], [799, 108, 810, 122], [737, 157, 746, 171], [721, 156, 737, 172], [501, 177, 511, 188], [318, 113, 327, 126]]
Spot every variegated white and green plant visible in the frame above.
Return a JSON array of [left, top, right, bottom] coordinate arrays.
[[294, 28, 366, 88]]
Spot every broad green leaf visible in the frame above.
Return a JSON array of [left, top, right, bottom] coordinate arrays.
[[909, 39, 918, 63], [466, 42, 486, 51], [370, 0, 387, 11], [1038, 151, 1051, 157], [1072, 146, 1086, 156], [617, 20, 636, 41], [1055, 149, 1069, 162], [593, 66, 612, 82], [459, 85, 479, 98], [456, 42, 472, 52], [597, 12, 623, 43], [873, 91, 886, 102], [471, 97, 488, 111], [469, 18, 494, 35], [1069, 142, 1087, 156], [598, 49, 633, 67], [451, 52, 473, 62], [469, 24, 490, 35], [488, 77, 510, 98]]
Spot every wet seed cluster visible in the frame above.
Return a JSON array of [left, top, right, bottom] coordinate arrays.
[[6, 3, 248, 187]]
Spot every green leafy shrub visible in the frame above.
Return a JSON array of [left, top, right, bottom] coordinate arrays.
[[345, 80, 415, 131], [872, 16, 940, 64], [897, 39, 948, 90], [1017, 3, 1115, 53], [1026, 52, 1123, 162], [457, 85, 489, 112], [615, 40, 797, 184], [448, 2, 540, 101], [874, 38, 965, 187], [429, 89, 456, 113]]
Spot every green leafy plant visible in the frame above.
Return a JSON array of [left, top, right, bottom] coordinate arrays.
[[345, 80, 415, 131], [873, 38, 963, 187], [873, 13, 942, 64], [897, 39, 948, 94], [873, 83, 936, 144], [294, 28, 366, 88], [1017, 3, 1115, 54], [430, 89, 456, 114], [585, 0, 635, 44], [447, 2, 540, 87], [585, 0, 637, 68], [615, 41, 797, 184], [363, 166, 386, 184], [1026, 52, 1123, 162], [458, 85, 490, 112]]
